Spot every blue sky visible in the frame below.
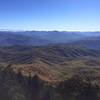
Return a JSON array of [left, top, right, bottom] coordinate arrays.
[[0, 0, 100, 31]]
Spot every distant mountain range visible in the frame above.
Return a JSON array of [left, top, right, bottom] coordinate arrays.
[[0, 31, 50, 46], [70, 36, 100, 50], [0, 31, 100, 49]]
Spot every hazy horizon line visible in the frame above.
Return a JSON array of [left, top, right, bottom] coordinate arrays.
[[0, 29, 100, 32]]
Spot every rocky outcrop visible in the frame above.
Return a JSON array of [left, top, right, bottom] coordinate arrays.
[[0, 66, 59, 100], [0, 65, 100, 100]]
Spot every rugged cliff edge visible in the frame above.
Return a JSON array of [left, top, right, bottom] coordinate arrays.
[[0, 64, 56, 100], [0, 64, 100, 100]]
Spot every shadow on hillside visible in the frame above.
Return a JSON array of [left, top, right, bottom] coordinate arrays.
[[57, 74, 100, 100]]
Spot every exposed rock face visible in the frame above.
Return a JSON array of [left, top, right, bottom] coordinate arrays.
[[0, 65, 100, 100], [0, 66, 58, 100]]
